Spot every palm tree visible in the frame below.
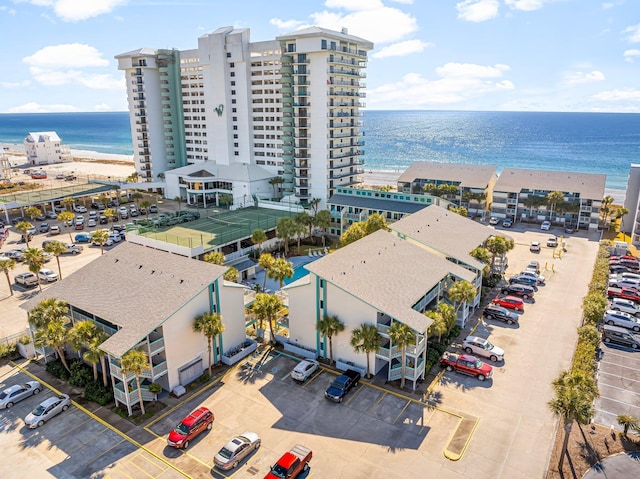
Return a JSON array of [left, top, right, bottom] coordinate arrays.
[[120, 349, 150, 415], [548, 370, 598, 472], [126, 171, 139, 183], [0, 258, 16, 296], [340, 222, 367, 247], [364, 213, 388, 234], [251, 293, 283, 342], [601, 195, 614, 225], [469, 246, 491, 265], [23, 247, 45, 292], [193, 312, 225, 375], [388, 322, 415, 389], [91, 229, 110, 255], [34, 318, 71, 372], [251, 229, 267, 253], [258, 253, 275, 291], [57, 211, 75, 243], [103, 208, 117, 226], [615, 207, 629, 234], [546, 191, 565, 221], [83, 338, 103, 383], [316, 314, 345, 365], [141, 200, 151, 217], [276, 217, 296, 255], [99, 196, 111, 209], [25, 206, 42, 223], [224, 266, 238, 282], [295, 211, 314, 243], [174, 196, 183, 212], [61, 196, 75, 212], [309, 198, 321, 215], [43, 240, 67, 280], [447, 280, 477, 319], [269, 176, 284, 199], [28, 297, 69, 329], [67, 320, 97, 355], [268, 257, 294, 290], [294, 221, 306, 253], [203, 251, 225, 265], [314, 210, 331, 247], [15, 221, 34, 247], [426, 312, 448, 342], [350, 323, 382, 378], [131, 191, 143, 208], [617, 414, 639, 437], [486, 235, 514, 270]]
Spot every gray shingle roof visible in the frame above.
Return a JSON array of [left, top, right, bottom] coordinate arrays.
[[327, 193, 428, 215], [301, 230, 475, 333], [389, 205, 492, 270], [397, 162, 497, 189], [493, 168, 606, 199], [21, 243, 227, 357]]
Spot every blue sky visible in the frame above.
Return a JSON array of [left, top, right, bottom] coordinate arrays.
[[0, 0, 639, 113]]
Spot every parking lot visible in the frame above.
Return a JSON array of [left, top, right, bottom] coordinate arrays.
[[594, 342, 640, 429]]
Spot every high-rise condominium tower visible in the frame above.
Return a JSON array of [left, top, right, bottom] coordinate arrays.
[[116, 26, 372, 206]]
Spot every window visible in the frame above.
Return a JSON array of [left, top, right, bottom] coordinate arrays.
[[230, 62, 234, 67], [226, 52, 231, 58]]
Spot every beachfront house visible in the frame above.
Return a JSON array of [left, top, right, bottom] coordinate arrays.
[[22, 243, 248, 415], [23, 131, 72, 165], [490, 168, 606, 231], [326, 186, 454, 236], [396, 162, 498, 218]]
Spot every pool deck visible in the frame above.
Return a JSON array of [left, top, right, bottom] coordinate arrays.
[[244, 254, 324, 293]]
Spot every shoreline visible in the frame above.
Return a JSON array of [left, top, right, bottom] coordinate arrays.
[[2, 143, 626, 203]]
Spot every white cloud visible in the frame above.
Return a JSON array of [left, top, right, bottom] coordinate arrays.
[[94, 103, 113, 111], [17, 0, 128, 22], [456, 0, 499, 23], [564, 70, 606, 85], [23, 43, 109, 68], [504, 0, 546, 12], [9, 102, 81, 113], [0, 5, 17, 14], [1, 80, 31, 88], [389, 0, 413, 4], [22, 44, 122, 90], [435, 62, 510, 78], [601, 2, 614, 9], [591, 88, 640, 102], [372, 39, 433, 59], [368, 62, 514, 108], [623, 24, 640, 43], [624, 49, 640, 62], [272, 2, 418, 44]]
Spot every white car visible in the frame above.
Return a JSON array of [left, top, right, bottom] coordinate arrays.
[[87, 218, 97, 227], [519, 270, 546, 284], [610, 298, 640, 317], [73, 205, 87, 213], [608, 278, 640, 290], [616, 272, 640, 282], [290, 359, 320, 382], [24, 394, 71, 428], [38, 268, 58, 282], [462, 336, 504, 362], [529, 241, 541, 252], [541, 220, 551, 230], [0, 381, 41, 409], [214, 432, 261, 470], [109, 233, 122, 243], [603, 309, 640, 332], [489, 217, 499, 225], [75, 215, 85, 225]]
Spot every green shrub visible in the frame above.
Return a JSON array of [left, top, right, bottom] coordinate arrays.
[[426, 348, 441, 365], [577, 324, 601, 349], [482, 273, 502, 288], [198, 373, 211, 383], [46, 358, 70, 380], [0, 342, 18, 360], [85, 380, 114, 406], [18, 335, 32, 345], [582, 292, 607, 325], [69, 359, 93, 387], [432, 342, 447, 355], [449, 325, 462, 339]]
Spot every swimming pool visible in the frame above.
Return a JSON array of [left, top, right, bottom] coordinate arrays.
[[284, 260, 312, 285]]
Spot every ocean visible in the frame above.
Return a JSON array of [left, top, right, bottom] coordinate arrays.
[[1, 110, 639, 192]]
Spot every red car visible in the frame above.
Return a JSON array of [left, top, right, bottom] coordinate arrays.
[[167, 407, 214, 449], [492, 295, 524, 311]]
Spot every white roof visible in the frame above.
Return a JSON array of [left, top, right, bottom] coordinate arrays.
[[25, 132, 62, 143], [164, 161, 273, 182]]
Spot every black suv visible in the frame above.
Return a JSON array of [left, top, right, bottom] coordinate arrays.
[[500, 283, 535, 299], [325, 369, 361, 403], [482, 304, 519, 325]]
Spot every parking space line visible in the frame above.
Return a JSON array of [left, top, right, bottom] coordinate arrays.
[[597, 394, 640, 408], [344, 384, 364, 406], [11, 361, 193, 479], [66, 426, 109, 454], [599, 361, 640, 373], [393, 400, 412, 424], [302, 370, 323, 388], [367, 391, 387, 413], [52, 416, 94, 440], [419, 408, 437, 434], [82, 438, 126, 468], [127, 455, 157, 479]]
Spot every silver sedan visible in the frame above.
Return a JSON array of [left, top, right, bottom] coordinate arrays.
[[0, 381, 41, 409], [214, 432, 261, 470], [24, 394, 71, 428]]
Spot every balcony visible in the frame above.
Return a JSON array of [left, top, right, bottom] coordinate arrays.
[[330, 150, 363, 160], [330, 169, 364, 180], [388, 358, 425, 382]]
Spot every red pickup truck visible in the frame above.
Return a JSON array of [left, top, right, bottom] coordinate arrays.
[[607, 287, 640, 302], [440, 353, 493, 381], [265, 444, 312, 479]]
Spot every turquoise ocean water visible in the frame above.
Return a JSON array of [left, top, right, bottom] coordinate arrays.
[[1, 110, 639, 192]]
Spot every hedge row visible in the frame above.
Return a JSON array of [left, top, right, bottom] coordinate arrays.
[[47, 358, 114, 406]]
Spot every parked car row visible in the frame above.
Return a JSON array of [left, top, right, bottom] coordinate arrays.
[[602, 255, 640, 349], [0, 381, 71, 428]]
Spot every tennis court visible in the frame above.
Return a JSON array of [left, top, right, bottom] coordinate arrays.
[[135, 206, 297, 249]]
